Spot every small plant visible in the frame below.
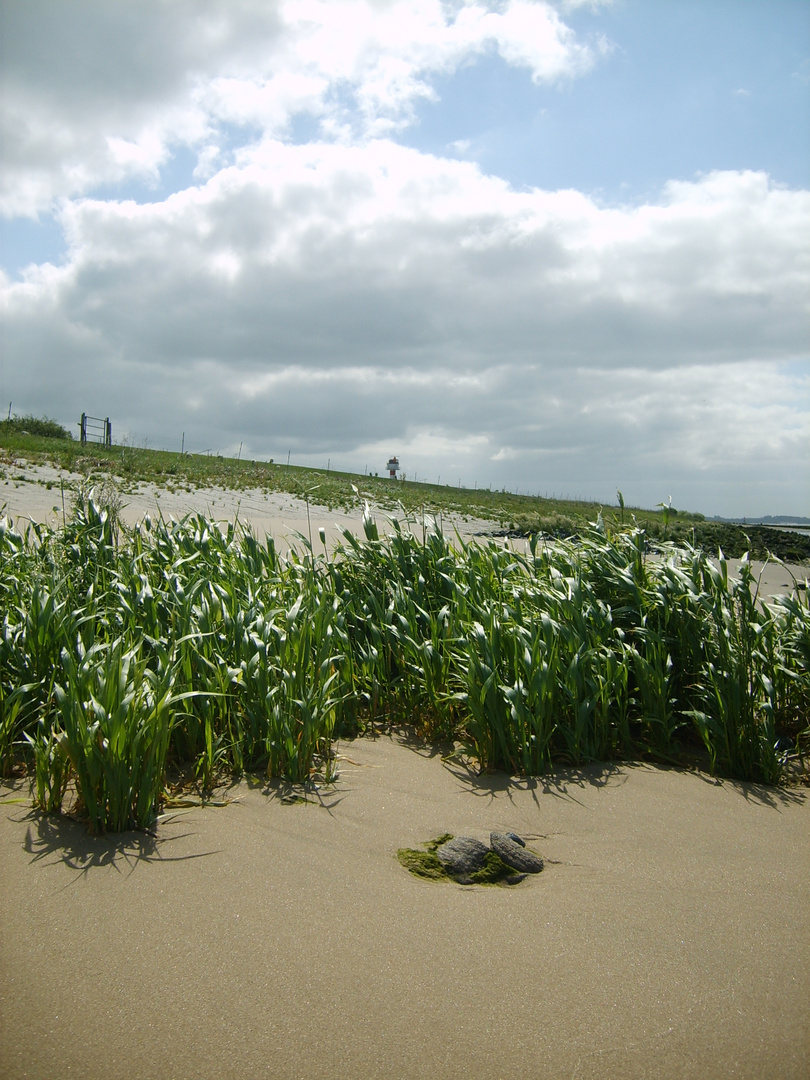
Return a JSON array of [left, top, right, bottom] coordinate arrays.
[[27, 721, 71, 814], [53, 640, 184, 833]]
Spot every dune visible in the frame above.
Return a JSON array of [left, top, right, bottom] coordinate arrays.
[[0, 459, 806, 597]]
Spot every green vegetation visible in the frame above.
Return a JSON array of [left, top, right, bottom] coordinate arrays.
[[504, 512, 810, 564], [669, 521, 810, 564], [0, 482, 807, 833], [396, 844, 448, 881], [1, 427, 807, 563], [0, 414, 73, 441]]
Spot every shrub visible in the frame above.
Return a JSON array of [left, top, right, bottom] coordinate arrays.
[[1, 414, 73, 440]]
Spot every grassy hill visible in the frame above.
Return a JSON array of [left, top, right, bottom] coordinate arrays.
[[1, 425, 808, 563]]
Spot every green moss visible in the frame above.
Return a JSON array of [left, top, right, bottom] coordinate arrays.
[[397, 846, 449, 880], [469, 851, 522, 886], [424, 832, 454, 852]]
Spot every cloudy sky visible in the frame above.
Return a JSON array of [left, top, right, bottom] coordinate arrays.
[[1, 0, 808, 517]]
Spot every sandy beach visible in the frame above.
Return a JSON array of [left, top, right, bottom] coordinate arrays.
[[1, 461, 808, 1079], [1, 734, 808, 1080]]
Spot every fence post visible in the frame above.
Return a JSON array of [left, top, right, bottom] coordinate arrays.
[[80, 413, 87, 445], [105, 418, 111, 446]]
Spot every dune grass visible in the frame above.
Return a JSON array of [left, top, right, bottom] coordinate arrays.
[[0, 485, 807, 832]]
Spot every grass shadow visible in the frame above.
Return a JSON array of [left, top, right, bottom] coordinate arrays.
[[16, 806, 220, 878], [694, 770, 807, 810], [243, 773, 347, 813], [440, 756, 629, 810], [444, 752, 807, 812], [386, 724, 457, 761]]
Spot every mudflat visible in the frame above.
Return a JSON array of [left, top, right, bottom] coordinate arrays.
[[1, 734, 808, 1080]]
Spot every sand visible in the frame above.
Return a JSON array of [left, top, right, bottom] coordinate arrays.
[[0, 460, 493, 551], [1, 463, 808, 1078], [1, 735, 808, 1080]]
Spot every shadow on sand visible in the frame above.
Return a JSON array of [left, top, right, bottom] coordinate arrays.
[[14, 805, 221, 878], [249, 773, 346, 813], [384, 725, 807, 812], [382, 725, 627, 810], [692, 767, 807, 810]]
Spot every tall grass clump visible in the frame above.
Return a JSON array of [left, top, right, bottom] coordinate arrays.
[[52, 639, 181, 831], [0, 413, 73, 440], [0, 494, 806, 832]]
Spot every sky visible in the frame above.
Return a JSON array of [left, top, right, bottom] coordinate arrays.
[[1, 0, 808, 518]]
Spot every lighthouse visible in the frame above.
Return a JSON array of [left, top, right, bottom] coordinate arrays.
[[386, 455, 400, 479]]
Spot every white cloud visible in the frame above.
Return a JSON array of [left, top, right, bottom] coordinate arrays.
[[1, 0, 597, 216], [3, 148, 808, 514]]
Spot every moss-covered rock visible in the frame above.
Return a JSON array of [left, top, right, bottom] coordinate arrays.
[[397, 834, 536, 886]]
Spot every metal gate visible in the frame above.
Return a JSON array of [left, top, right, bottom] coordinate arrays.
[[80, 413, 112, 446]]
